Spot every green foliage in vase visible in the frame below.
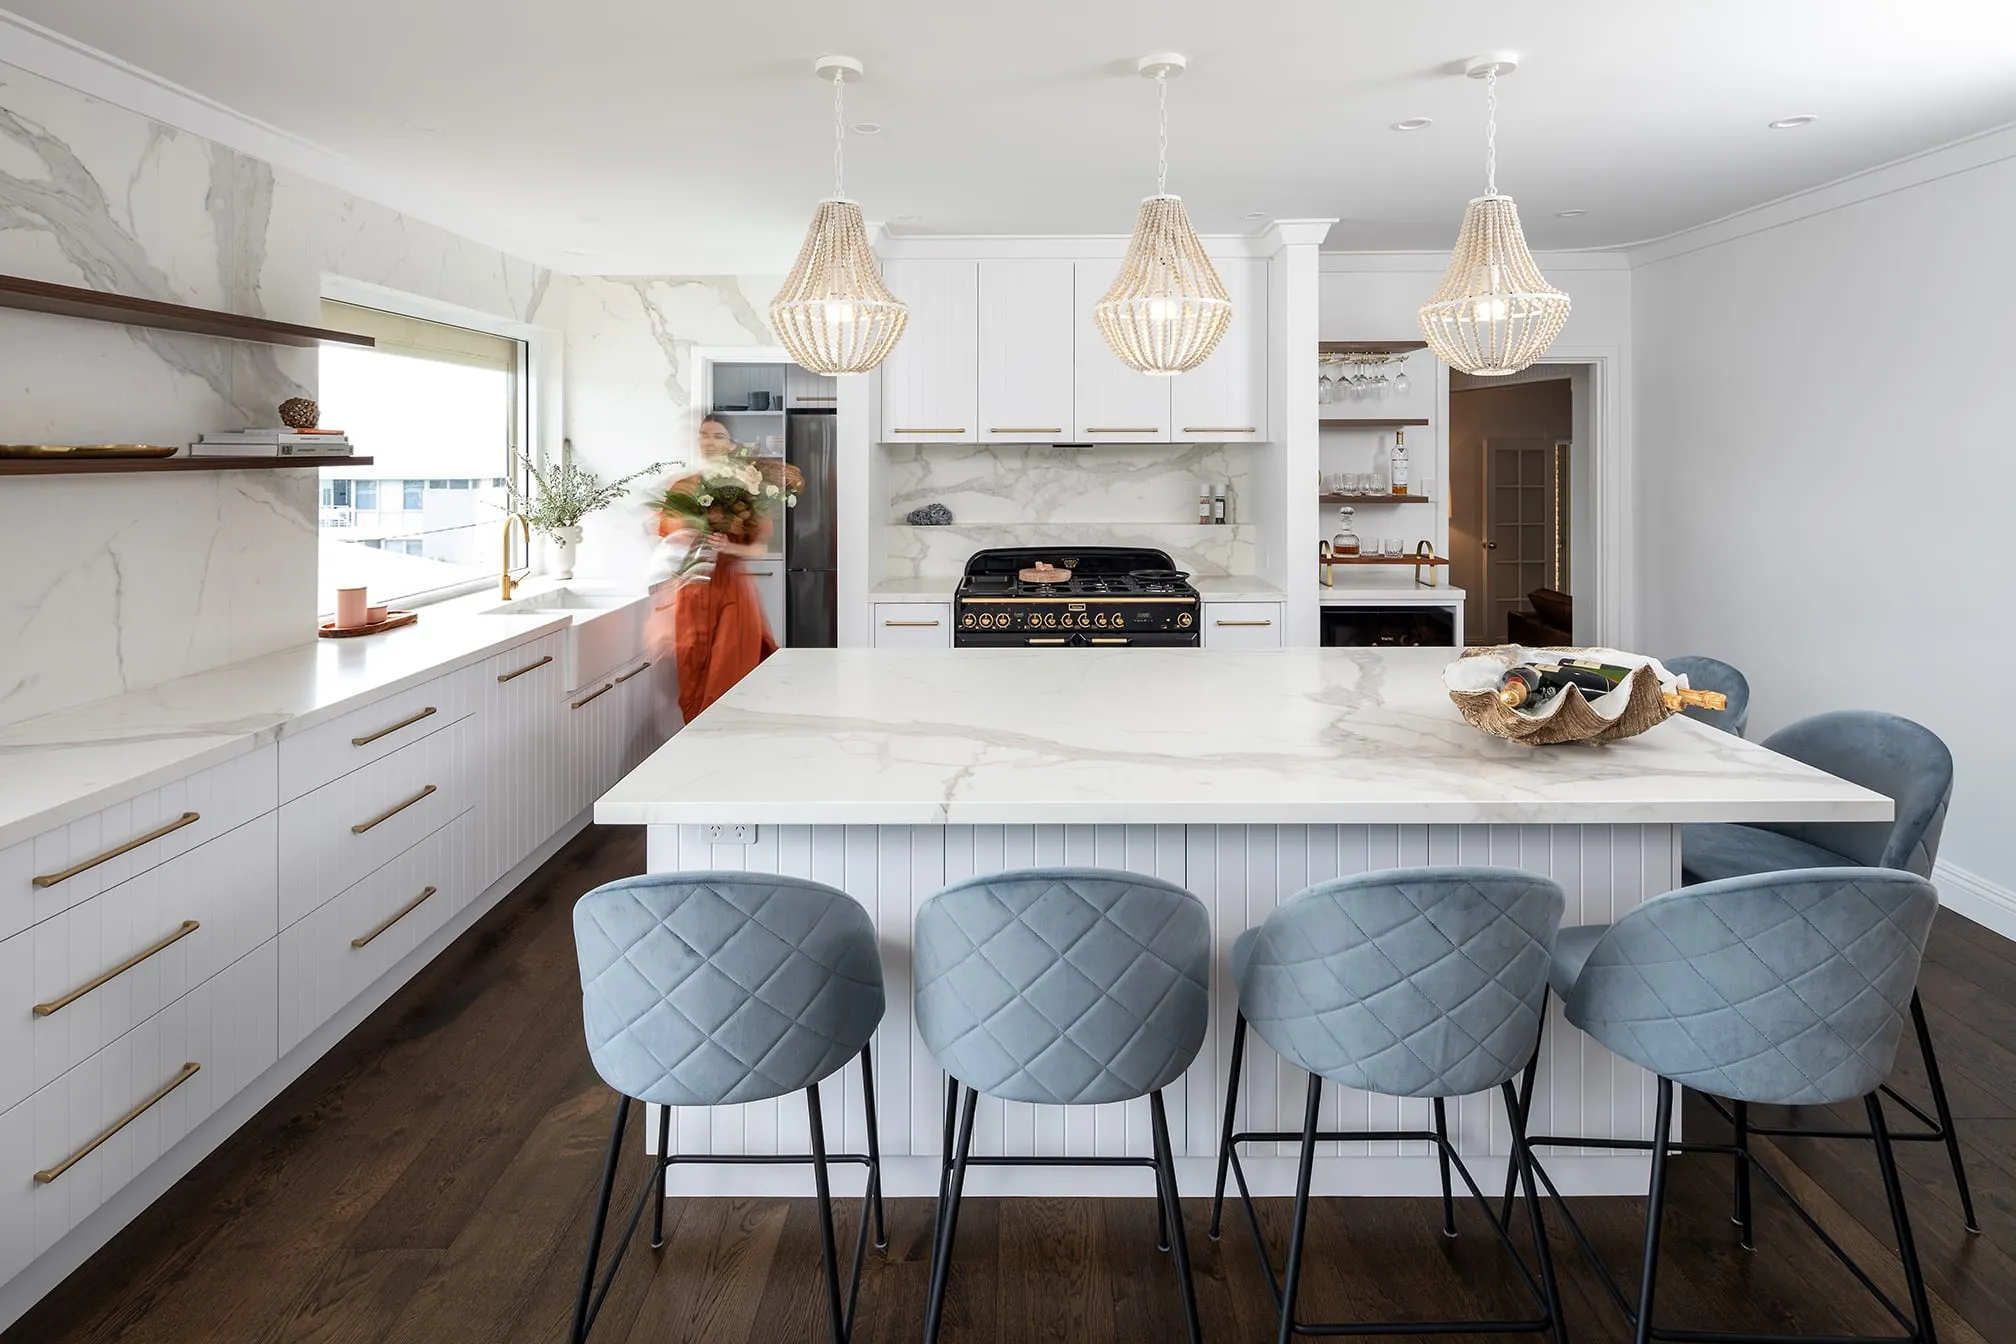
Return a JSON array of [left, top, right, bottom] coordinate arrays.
[[510, 439, 669, 536]]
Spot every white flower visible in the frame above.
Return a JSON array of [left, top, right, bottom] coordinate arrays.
[[764, 483, 780, 497], [785, 494, 798, 508], [696, 493, 714, 506]]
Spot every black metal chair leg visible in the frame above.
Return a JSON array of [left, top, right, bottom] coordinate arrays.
[[1275, 1074, 1324, 1344], [1911, 989, 1980, 1234], [1731, 1099, 1755, 1249], [1151, 1090, 1204, 1344], [1433, 1096, 1457, 1238], [1500, 1012, 1544, 1226], [936, 1072, 957, 1243], [1869, 1092, 1940, 1344], [570, 1095, 633, 1344], [859, 1043, 888, 1250], [650, 1103, 672, 1250], [923, 1085, 978, 1344], [1501, 1079, 1568, 1344], [1632, 1078, 1676, 1344], [806, 1084, 849, 1344], [1210, 1013, 1248, 1240]]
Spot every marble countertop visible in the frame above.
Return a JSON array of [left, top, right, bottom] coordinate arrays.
[[871, 575, 1286, 605], [869, 577, 961, 604], [597, 647, 1891, 828], [0, 580, 648, 850]]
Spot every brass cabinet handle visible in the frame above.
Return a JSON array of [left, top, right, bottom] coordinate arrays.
[[35, 1062, 201, 1184], [794, 395, 837, 402], [351, 706, 436, 747], [891, 428, 966, 434], [351, 886, 438, 948], [1089, 637, 1131, 645], [1084, 427, 1160, 434], [1026, 637, 1068, 645], [883, 620, 941, 627], [33, 920, 201, 1017], [1214, 619, 1275, 627], [32, 812, 201, 889], [1183, 427, 1258, 433], [351, 784, 437, 834], [497, 654, 553, 683], [572, 683, 614, 709], [745, 570, 777, 578], [614, 661, 652, 684], [988, 427, 1063, 434]]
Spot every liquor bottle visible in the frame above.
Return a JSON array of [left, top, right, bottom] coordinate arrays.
[[1331, 505, 1360, 557], [1391, 429, 1410, 495], [1556, 658, 1730, 712]]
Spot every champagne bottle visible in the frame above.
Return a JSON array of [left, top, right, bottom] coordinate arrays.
[[1496, 665, 1550, 709], [1558, 658, 1729, 711]]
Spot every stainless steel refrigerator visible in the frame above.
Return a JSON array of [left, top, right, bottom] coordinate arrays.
[[784, 410, 837, 647]]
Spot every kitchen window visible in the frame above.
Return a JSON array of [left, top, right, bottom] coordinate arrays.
[[316, 300, 526, 612]]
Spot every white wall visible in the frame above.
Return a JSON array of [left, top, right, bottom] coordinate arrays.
[[0, 61, 562, 728], [1632, 128, 2016, 897]]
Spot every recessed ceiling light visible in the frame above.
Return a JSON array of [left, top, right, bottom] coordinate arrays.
[[1391, 117, 1434, 132], [891, 214, 923, 223], [1242, 211, 1268, 220], [1769, 114, 1819, 130], [1555, 209, 1587, 218], [850, 121, 884, 135]]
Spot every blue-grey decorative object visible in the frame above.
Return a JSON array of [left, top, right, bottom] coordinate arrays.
[[907, 502, 954, 525]]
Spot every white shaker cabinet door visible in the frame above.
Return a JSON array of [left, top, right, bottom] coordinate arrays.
[[877, 260, 978, 444], [977, 260, 1074, 443], [1072, 257, 1172, 443], [1171, 256, 1268, 444]]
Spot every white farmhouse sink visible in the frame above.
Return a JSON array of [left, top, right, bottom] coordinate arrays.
[[483, 585, 647, 690]]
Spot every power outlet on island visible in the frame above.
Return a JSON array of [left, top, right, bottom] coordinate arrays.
[[705, 824, 756, 844]]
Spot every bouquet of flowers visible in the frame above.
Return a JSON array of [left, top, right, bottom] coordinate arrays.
[[653, 445, 803, 571]]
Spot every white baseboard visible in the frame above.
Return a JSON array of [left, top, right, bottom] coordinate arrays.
[[0, 810, 595, 1334], [1935, 859, 2016, 944]]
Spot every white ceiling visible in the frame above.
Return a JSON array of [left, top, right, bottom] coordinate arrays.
[[10, 0, 2016, 273]]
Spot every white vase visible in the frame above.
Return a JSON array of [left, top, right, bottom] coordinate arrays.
[[550, 525, 583, 580]]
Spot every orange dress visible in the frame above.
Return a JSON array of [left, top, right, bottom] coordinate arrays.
[[669, 551, 777, 724]]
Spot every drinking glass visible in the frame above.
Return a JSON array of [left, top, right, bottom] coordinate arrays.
[[1383, 539, 1404, 556]]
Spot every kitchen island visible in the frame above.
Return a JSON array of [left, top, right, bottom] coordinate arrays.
[[596, 647, 1890, 1199]]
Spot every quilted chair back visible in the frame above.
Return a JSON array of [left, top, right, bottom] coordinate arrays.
[[1758, 711, 1952, 877], [913, 868, 1211, 1106], [1663, 655, 1751, 737], [573, 873, 885, 1108], [1565, 868, 1936, 1106], [1239, 868, 1565, 1100]]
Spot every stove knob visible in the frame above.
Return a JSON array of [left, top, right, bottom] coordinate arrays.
[[1176, 612, 1193, 628], [983, 613, 999, 629], [961, 613, 977, 628], [1095, 612, 1109, 628], [1045, 613, 1059, 628]]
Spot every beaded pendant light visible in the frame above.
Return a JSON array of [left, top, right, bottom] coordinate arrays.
[[1418, 55, 1571, 376], [1094, 54, 1232, 376], [769, 56, 909, 374]]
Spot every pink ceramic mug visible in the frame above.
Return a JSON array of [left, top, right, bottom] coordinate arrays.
[[334, 587, 369, 629], [365, 604, 390, 624]]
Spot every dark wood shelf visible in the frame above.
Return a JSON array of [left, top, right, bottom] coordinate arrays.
[[0, 274, 375, 349], [0, 454, 374, 477], [1325, 554, 1450, 566], [1318, 492, 1433, 505], [1318, 340, 1428, 355], [1320, 418, 1431, 429]]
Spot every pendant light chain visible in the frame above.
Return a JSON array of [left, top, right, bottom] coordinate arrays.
[[832, 69, 847, 200], [1156, 71, 1169, 196], [1483, 66, 1499, 198]]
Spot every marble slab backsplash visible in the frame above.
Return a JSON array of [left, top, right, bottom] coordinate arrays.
[[882, 442, 1254, 578]]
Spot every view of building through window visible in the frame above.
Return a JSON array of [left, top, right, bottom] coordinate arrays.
[[315, 316, 521, 612]]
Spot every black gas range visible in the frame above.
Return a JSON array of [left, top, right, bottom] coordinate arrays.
[[954, 546, 1201, 648]]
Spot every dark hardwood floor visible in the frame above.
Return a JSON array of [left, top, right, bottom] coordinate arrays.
[[8, 825, 2009, 1343]]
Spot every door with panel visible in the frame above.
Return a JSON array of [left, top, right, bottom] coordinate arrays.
[[978, 259, 1075, 443], [1480, 437, 1563, 645], [1072, 257, 1172, 442], [1171, 255, 1267, 443], [877, 259, 978, 444]]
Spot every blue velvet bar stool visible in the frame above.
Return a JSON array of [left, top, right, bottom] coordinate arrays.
[[913, 867, 1211, 1344], [1530, 868, 1941, 1344], [1680, 710, 1976, 1233], [1662, 654, 1751, 736], [1210, 867, 1569, 1344], [569, 873, 888, 1344]]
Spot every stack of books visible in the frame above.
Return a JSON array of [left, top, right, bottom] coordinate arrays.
[[188, 428, 353, 457]]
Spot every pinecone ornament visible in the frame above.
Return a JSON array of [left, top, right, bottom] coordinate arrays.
[[278, 398, 320, 429]]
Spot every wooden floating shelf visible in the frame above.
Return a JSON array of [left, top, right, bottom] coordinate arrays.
[[1318, 340, 1428, 354], [0, 273, 374, 349], [1318, 493, 1433, 504], [1326, 554, 1450, 566], [0, 455, 373, 477], [1320, 418, 1431, 428]]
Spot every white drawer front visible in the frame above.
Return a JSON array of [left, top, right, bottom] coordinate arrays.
[[0, 941, 277, 1285], [874, 604, 952, 648], [0, 813, 276, 1116], [1202, 602, 1284, 649], [277, 715, 472, 929], [1, 747, 276, 939], [277, 811, 471, 1057], [276, 667, 474, 803]]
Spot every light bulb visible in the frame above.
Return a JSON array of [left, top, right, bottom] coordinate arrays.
[[1142, 296, 1184, 324], [1470, 295, 1510, 324], [819, 299, 857, 326]]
